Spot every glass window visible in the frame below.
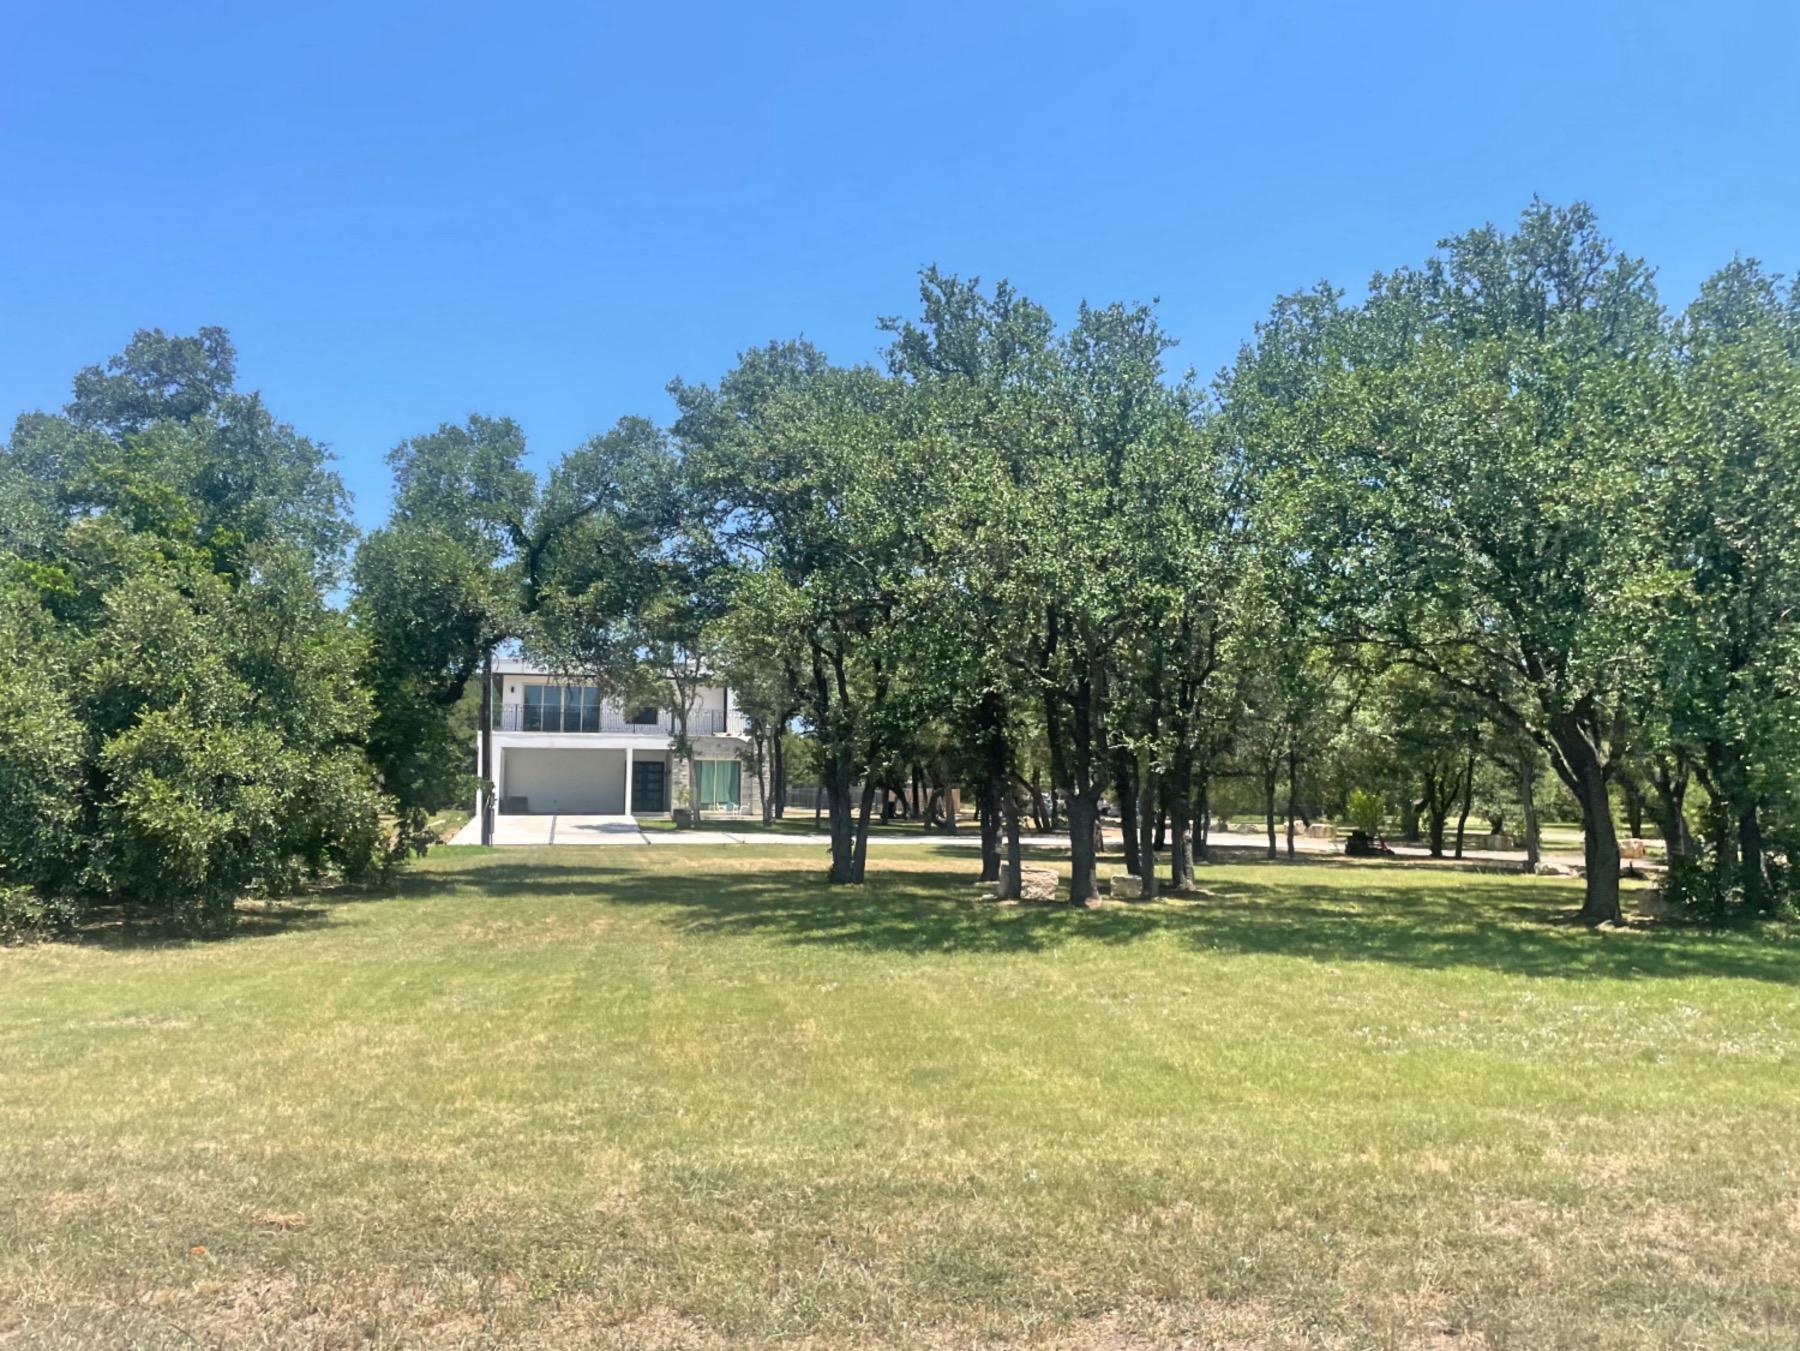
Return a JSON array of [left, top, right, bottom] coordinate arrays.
[[579, 686, 600, 733], [696, 760, 741, 810], [628, 704, 660, 727], [522, 684, 544, 731]]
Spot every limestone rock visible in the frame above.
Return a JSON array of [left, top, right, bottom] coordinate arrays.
[[1017, 865, 1059, 903], [1109, 870, 1143, 899]]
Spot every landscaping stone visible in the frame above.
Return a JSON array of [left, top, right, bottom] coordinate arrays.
[[1109, 870, 1143, 899], [1018, 865, 1059, 902]]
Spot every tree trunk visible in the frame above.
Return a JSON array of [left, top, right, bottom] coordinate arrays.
[[1619, 773, 1646, 842], [1168, 788, 1195, 891], [850, 779, 878, 883], [1194, 767, 1210, 864], [998, 787, 1023, 900], [979, 716, 1006, 884], [1136, 752, 1159, 901], [1068, 790, 1101, 905], [1550, 716, 1622, 925], [674, 707, 697, 830], [1425, 772, 1449, 858], [771, 729, 786, 819], [978, 788, 1001, 881], [1263, 761, 1278, 860], [1117, 753, 1141, 876], [757, 728, 773, 825], [1518, 756, 1541, 868], [1453, 752, 1475, 859], [1284, 746, 1298, 859], [825, 762, 857, 883], [1649, 758, 1695, 859], [1028, 769, 1049, 832], [1054, 659, 1107, 906], [1739, 803, 1767, 914]]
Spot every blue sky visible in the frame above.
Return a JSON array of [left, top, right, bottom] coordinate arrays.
[[4, 0, 1797, 528]]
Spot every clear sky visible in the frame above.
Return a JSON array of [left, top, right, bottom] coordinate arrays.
[[4, 1, 1797, 528]]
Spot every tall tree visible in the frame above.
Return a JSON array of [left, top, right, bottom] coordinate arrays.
[[1646, 260, 1800, 914], [1244, 202, 1670, 923], [882, 269, 1062, 898], [677, 344, 917, 882]]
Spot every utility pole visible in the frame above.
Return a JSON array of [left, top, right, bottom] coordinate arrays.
[[479, 647, 495, 846]]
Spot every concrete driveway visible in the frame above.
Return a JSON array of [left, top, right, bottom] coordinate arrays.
[[450, 814, 838, 847], [450, 813, 646, 846]]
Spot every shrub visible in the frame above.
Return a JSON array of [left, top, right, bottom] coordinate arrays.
[[1662, 853, 1739, 925], [0, 885, 78, 943], [1344, 788, 1387, 837]]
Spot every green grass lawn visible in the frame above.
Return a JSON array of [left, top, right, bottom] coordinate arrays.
[[3, 848, 1797, 1348]]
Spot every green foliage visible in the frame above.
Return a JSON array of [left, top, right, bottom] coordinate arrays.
[[353, 413, 678, 831], [0, 330, 385, 935], [11, 200, 1800, 944], [0, 884, 79, 942], [1344, 788, 1387, 837]]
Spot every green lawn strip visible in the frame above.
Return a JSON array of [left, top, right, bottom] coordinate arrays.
[[2, 848, 1795, 1346]]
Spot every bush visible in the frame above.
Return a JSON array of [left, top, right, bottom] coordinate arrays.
[[1344, 788, 1387, 837], [1662, 853, 1739, 925], [0, 885, 79, 943]]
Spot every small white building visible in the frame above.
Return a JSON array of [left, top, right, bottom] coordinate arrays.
[[476, 660, 759, 820]]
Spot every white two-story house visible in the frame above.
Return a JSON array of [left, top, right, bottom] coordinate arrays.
[[476, 660, 759, 820]]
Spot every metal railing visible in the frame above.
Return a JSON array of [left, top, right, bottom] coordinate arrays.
[[495, 705, 727, 736]]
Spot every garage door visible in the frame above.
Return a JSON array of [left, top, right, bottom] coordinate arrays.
[[501, 749, 626, 814]]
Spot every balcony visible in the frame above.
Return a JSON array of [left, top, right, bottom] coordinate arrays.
[[495, 705, 726, 736]]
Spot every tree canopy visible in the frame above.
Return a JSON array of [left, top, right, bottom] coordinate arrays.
[[6, 199, 1798, 936]]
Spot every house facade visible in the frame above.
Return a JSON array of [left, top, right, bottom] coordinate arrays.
[[476, 660, 760, 819]]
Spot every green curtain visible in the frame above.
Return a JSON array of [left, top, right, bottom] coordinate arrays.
[[696, 760, 740, 809]]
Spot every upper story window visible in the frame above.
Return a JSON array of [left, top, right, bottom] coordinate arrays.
[[627, 705, 660, 727], [521, 683, 601, 733]]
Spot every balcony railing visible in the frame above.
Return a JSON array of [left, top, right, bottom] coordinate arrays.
[[496, 705, 726, 736]]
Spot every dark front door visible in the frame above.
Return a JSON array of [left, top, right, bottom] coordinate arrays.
[[631, 760, 667, 813]]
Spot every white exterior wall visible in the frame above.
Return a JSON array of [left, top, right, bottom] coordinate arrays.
[[474, 663, 753, 818]]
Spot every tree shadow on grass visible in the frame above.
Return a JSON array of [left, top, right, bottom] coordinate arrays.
[[71, 899, 343, 949], [407, 852, 1800, 985]]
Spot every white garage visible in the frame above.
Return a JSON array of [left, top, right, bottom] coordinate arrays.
[[500, 748, 626, 814]]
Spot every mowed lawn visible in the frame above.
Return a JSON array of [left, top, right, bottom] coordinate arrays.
[[3, 848, 1798, 1349]]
